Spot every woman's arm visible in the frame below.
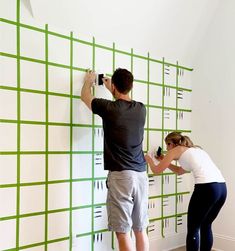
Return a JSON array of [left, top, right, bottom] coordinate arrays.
[[145, 148, 176, 174], [168, 164, 187, 175], [145, 146, 186, 175]]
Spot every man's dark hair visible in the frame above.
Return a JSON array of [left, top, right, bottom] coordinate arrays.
[[111, 68, 133, 94]]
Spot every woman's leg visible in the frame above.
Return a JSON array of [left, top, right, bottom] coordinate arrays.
[[186, 187, 201, 251], [200, 183, 227, 251], [187, 183, 227, 251]]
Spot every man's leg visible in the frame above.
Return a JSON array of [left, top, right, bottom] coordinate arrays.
[[116, 232, 134, 251], [134, 230, 149, 251], [132, 172, 149, 251]]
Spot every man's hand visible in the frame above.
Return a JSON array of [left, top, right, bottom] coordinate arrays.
[[81, 70, 96, 110], [84, 70, 96, 87], [102, 77, 112, 93]]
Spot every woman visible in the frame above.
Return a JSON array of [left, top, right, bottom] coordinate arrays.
[[145, 131, 227, 251]]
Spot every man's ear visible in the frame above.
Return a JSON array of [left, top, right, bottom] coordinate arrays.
[[111, 83, 115, 96]]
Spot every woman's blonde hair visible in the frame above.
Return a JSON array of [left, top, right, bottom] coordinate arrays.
[[165, 131, 197, 148]]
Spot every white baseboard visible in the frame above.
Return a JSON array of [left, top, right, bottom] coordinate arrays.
[[149, 233, 235, 251], [213, 234, 235, 251], [149, 232, 186, 251]]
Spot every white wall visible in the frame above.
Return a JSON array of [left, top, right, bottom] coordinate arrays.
[[192, 0, 235, 250], [30, 0, 220, 66]]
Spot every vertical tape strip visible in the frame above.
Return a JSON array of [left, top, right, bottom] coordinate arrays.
[[16, 0, 21, 248], [69, 31, 74, 250], [175, 62, 179, 233], [45, 23, 49, 251]]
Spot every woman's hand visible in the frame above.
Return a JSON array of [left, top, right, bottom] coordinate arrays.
[[145, 152, 160, 166], [144, 154, 152, 164], [156, 154, 164, 161]]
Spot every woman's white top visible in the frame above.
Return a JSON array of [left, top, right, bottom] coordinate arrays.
[[178, 147, 225, 184]]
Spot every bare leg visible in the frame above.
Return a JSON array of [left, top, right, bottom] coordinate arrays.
[[134, 230, 149, 251], [116, 232, 134, 251]]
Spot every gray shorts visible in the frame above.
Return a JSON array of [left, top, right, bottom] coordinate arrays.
[[106, 170, 149, 233]]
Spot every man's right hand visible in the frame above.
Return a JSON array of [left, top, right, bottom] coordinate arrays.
[[102, 77, 112, 92]]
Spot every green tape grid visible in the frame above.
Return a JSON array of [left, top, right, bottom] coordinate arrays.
[[0, 151, 106, 156], [149, 191, 190, 200], [175, 62, 179, 233], [0, 18, 193, 72], [69, 31, 74, 250], [2, 56, 190, 92], [1, 202, 107, 221], [0, 85, 82, 99], [0, 1, 192, 248], [0, 52, 192, 94], [0, 178, 108, 190], [4, 237, 70, 251], [1, 175, 188, 191], [1, 119, 192, 130], [16, 0, 20, 248], [3, 118, 187, 127], [2, 228, 110, 251], [161, 58, 165, 238], [45, 23, 49, 251], [149, 212, 188, 223], [0, 56, 192, 93]]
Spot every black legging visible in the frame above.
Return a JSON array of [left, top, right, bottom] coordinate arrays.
[[186, 182, 227, 251]]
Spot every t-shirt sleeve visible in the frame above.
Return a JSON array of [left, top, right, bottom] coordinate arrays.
[[91, 98, 111, 117]]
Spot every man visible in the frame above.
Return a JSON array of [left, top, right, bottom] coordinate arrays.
[[81, 68, 149, 251]]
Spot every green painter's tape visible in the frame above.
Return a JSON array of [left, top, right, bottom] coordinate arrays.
[[91, 36, 95, 251], [45, 23, 49, 251], [0, 17, 194, 71], [16, 0, 21, 249], [0, 52, 193, 92], [175, 62, 179, 233], [161, 58, 165, 238], [69, 31, 74, 250]]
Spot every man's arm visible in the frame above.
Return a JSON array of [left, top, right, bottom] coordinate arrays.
[[81, 71, 96, 110]]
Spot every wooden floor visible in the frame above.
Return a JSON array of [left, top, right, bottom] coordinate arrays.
[[170, 247, 215, 251], [170, 247, 185, 251]]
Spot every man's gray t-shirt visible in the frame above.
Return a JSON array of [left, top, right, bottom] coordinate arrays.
[[91, 98, 146, 172]]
